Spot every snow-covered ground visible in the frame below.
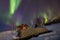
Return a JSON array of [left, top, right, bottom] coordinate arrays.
[[0, 23, 60, 40], [0, 31, 59, 40]]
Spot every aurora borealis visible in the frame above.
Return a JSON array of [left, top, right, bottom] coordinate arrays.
[[10, 0, 22, 14], [0, 0, 60, 27], [7, 0, 22, 26], [0, 1, 60, 40]]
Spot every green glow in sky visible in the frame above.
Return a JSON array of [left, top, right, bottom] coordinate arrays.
[[38, 12, 48, 23], [6, 0, 22, 25], [43, 13, 48, 23], [16, 22, 20, 26], [10, 0, 22, 15], [10, 0, 15, 14]]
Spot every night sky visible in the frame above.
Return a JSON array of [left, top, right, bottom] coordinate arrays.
[[0, 0, 60, 31]]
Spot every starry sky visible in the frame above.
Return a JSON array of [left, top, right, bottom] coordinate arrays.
[[0, 0, 60, 27]]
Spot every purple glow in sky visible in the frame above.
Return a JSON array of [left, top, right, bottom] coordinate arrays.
[[0, 0, 60, 26]]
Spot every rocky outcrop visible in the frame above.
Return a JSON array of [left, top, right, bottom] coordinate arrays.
[[16, 28, 51, 40]]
